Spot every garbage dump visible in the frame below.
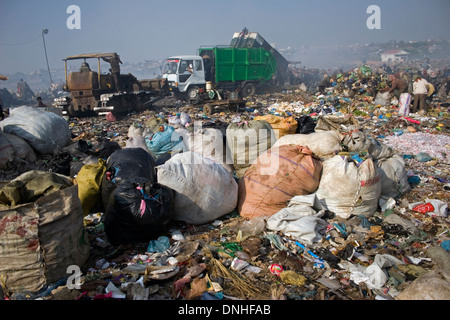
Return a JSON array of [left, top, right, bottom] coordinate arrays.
[[0, 61, 449, 303]]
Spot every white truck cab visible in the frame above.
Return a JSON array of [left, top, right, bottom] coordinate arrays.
[[162, 55, 206, 101]]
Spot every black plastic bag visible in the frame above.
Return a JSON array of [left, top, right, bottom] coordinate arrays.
[[295, 116, 316, 134], [101, 148, 157, 207], [104, 177, 173, 245], [89, 139, 121, 159]]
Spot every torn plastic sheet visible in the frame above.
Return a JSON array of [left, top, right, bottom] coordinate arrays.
[[340, 254, 404, 290]]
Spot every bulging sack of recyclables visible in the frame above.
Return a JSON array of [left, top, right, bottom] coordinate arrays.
[[178, 127, 233, 172], [341, 128, 394, 161], [398, 93, 411, 116], [375, 154, 410, 199], [101, 148, 157, 207], [157, 152, 238, 225], [104, 177, 172, 245], [238, 145, 323, 219], [272, 130, 342, 160], [253, 114, 297, 139], [0, 171, 90, 293], [145, 124, 185, 158], [226, 120, 276, 178], [0, 106, 71, 154], [315, 155, 381, 219]]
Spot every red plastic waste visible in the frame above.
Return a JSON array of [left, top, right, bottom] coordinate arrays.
[[412, 203, 435, 213], [269, 263, 283, 275]]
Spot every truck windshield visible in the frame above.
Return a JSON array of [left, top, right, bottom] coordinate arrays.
[[162, 59, 179, 74]]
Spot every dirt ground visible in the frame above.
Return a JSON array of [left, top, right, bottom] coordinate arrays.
[[1, 87, 449, 301]]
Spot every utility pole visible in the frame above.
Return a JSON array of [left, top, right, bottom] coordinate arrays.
[[42, 28, 53, 83]]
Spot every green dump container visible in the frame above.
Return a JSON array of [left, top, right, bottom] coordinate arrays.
[[199, 47, 277, 84]]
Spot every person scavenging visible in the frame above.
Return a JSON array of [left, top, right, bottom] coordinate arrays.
[[412, 74, 430, 114], [36, 96, 45, 107]]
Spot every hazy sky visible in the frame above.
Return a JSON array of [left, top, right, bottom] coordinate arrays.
[[0, 0, 449, 73]]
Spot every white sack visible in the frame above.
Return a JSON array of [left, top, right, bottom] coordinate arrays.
[[315, 155, 381, 219], [266, 194, 328, 244], [177, 127, 233, 172], [398, 93, 411, 116], [374, 91, 391, 106], [0, 106, 71, 154], [272, 130, 342, 159], [0, 131, 14, 168], [156, 152, 238, 225], [127, 124, 148, 139], [125, 135, 151, 153], [375, 154, 410, 199], [2, 132, 37, 162]]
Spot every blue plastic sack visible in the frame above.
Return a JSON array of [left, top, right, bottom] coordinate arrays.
[[441, 240, 450, 251], [415, 152, 432, 162], [145, 124, 184, 157]]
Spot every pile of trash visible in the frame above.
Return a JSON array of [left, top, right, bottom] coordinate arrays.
[[0, 82, 449, 301]]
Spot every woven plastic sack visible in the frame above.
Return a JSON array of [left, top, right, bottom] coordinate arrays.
[[375, 154, 410, 199], [180, 127, 233, 172], [315, 155, 381, 219], [1, 132, 37, 162], [238, 145, 323, 219], [144, 116, 166, 133], [342, 128, 394, 160], [253, 114, 297, 139], [145, 124, 185, 158], [398, 93, 411, 116], [0, 171, 90, 293], [0, 106, 71, 154], [272, 130, 342, 160], [157, 152, 238, 225], [226, 120, 275, 178], [75, 158, 106, 215]]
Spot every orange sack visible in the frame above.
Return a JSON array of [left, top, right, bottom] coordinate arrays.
[[238, 144, 323, 219]]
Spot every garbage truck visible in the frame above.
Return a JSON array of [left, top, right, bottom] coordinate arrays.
[[162, 46, 278, 104], [230, 28, 290, 85], [53, 52, 168, 117]]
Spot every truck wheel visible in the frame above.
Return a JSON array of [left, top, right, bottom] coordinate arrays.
[[242, 83, 256, 97], [187, 86, 200, 104]]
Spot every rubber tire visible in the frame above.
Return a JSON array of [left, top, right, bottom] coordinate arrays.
[[187, 86, 200, 103], [242, 82, 256, 97]]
